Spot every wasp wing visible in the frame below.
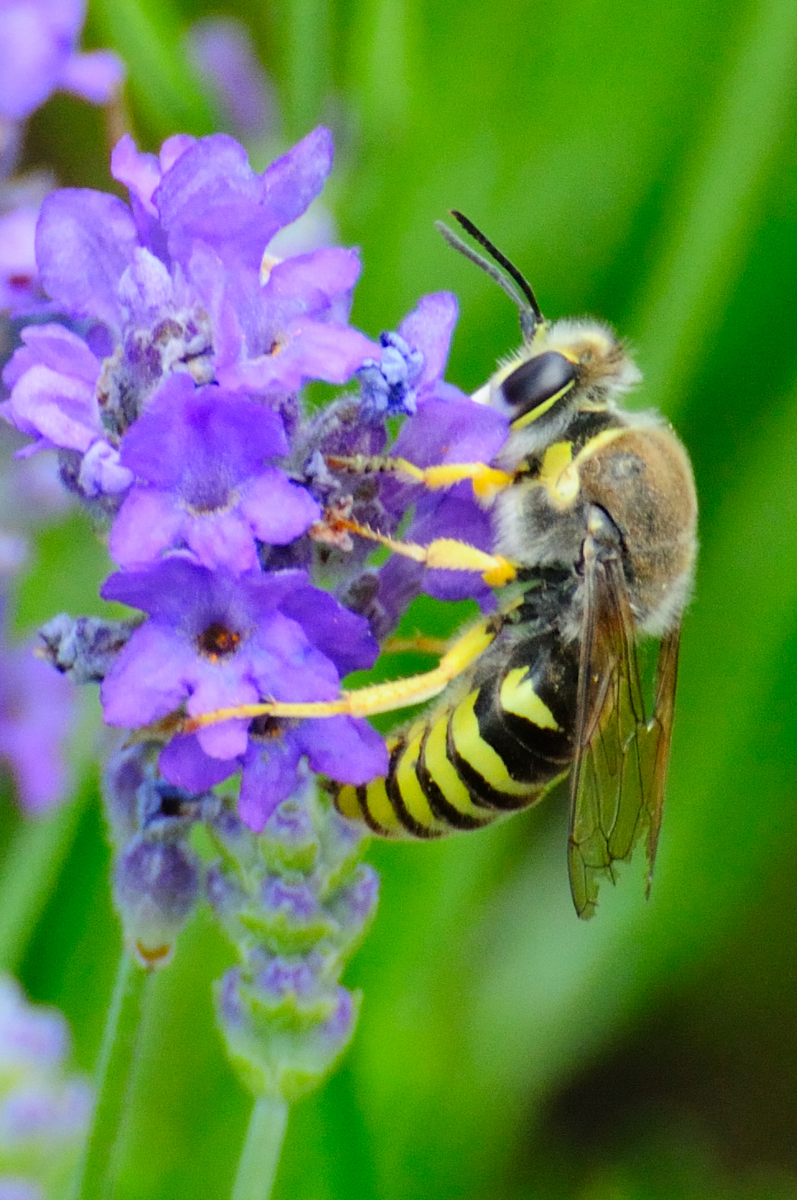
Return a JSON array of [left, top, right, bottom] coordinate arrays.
[[567, 539, 681, 919]]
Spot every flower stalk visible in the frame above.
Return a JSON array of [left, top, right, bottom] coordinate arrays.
[[231, 1096, 289, 1200], [68, 953, 151, 1200]]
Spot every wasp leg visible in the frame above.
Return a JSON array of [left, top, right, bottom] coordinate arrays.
[[381, 633, 450, 656], [335, 515, 517, 587], [326, 454, 514, 501], [182, 620, 498, 733]]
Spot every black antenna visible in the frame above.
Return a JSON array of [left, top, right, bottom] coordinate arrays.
[[435, 211, 544, 341]]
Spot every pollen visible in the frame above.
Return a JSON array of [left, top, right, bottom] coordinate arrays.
[[197, 622, 241, 660]]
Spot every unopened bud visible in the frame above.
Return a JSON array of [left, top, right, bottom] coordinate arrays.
[[114, 839, 200, 969]]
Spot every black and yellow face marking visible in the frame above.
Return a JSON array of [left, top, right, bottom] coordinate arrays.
[[154, 214, 696, 920]]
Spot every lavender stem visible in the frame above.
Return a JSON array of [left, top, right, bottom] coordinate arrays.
[[68, 951, 151, 1200], [231, 1096, 289, 1200]]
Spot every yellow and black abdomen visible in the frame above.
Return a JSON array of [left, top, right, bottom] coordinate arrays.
[[335, 628, 579, 838]]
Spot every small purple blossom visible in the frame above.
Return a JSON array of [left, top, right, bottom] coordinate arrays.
[[358, 332, 424, 420], [239, 715, 387, 832], [99, 559, 382, 807], [0, 0, 124, 121], [110, 374, 320, 571], [1, 323, 102, 454]]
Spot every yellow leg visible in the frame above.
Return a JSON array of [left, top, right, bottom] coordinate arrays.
[[326, 454, 514, 501], [183, 620, 498, 734], [381, 633, 450, 656], [334, 515, 517, 588]]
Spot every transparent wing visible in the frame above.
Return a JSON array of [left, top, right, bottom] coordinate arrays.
[[567, 537, 681, 919]]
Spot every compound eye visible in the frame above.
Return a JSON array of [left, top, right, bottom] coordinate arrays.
[[500, 351, 577, 417]]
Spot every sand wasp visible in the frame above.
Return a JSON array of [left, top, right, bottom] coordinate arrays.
[[187, 213, 697, 918]]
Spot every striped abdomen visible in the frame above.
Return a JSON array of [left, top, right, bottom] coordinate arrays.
[[335, 628, 579, 838]]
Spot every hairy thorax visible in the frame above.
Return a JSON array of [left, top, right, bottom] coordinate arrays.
[[494, 419, 698, 637]]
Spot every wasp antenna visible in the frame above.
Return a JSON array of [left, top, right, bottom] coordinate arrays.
[[449, 210, 544, 330], [435, 221, 528, 313]]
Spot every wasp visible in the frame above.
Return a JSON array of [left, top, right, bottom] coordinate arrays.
[[187, 212, 698, 918]]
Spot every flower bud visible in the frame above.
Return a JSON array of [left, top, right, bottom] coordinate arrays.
[[114, 839, 200, 969], [215, 967, 359, 1102]]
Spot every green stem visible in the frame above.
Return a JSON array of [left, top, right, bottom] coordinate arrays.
[[231, 1096, 289, 1200], [0, 789, 87, 972], [69, 952, 151, 1200]]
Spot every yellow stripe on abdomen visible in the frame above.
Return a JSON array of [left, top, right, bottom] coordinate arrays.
[[390, 724, 444, 836], [450, 692, 531, 796], [421, 715, 493, 824]]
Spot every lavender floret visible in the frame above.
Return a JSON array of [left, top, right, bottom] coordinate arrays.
[[0, 0, 124, 121]]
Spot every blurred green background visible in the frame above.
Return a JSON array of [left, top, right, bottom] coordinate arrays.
[[4, 0, 797, 1195]]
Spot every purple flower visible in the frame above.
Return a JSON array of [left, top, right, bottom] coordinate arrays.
[[0, 638, 76, 813], [99, 558, 380, 773], [1, 129, 378, 478], [356, 293, 509, 631], [239, 715, 387, 832], [357, 292, 463, 421], [1, 323, 102, 454], [0, 0, 124, 121], [110, 374, 320, 571]]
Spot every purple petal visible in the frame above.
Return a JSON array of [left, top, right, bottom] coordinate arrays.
[[155, 135, 269, 271], [116, 248, 176, 326], [260, 127, 334, 238], [36, 189, 138, 329], [185, 671, 258, 760], [413, 488, 495, 604], [278, 587, 378, 676], [296, 716, 388, 783], [101, 559, 309, 626], [78, 439, 134, 497], [119, 375, 288, 488], [160, 135, 196, 173], [158, 733, 238, 791], [393, 396, 509, 467], [3, 363, 99, 450], [109, 488, 184, 567], [239, 470, 320, 545], [5, 324, 100, 386], [184, 509, 259, 573], [263, 248, 361, 313], [101, 623, 197, 727], [0, 0, 82, 119], [111, 134, 161, 217], [239, 735, 301, 832], [220, 321, 377, 393], [398, 292, 459, 390], [59, 48, 125, 103], [247, 611, 341, 702]]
